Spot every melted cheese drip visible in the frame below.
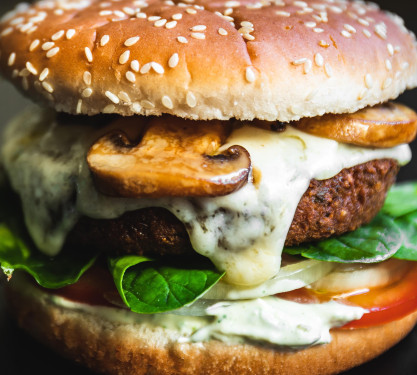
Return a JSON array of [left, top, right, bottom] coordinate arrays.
[[1, 107, 412, 286]]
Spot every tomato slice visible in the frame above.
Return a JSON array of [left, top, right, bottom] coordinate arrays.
[[278, 261, 417, 329]]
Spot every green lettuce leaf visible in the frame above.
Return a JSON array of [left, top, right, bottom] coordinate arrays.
[[109, 256, 224, 314], [0, 188, 97, 288]]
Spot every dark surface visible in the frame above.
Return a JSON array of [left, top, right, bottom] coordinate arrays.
[[1, 0, 417, 374]]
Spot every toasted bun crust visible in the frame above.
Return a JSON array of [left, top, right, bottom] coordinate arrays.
[[6, 275, 417, 375], [0, 0, 417, 121]]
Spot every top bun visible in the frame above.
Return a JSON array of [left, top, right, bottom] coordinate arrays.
[[0, 0, 417, 121]]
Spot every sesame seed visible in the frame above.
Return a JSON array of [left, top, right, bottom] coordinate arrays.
[[131, 60, 140, 72], [185, 8, 197, 14], [42, 42, 55, 51], [168, 53, 179, 68], [402, 62, 410, 70], [177, 36, 188, 44], [1, 27, 13, 37], [85, 47, 93, 62], [76, 99, 83, 114], [126, 71, 136, 83], [305, 22, 316, 28], [19, 69, 30, 78], [22, 77, 29, 91], [292, 58, 307, 65], [186, 91, 197, 107], [118, 91, 131, 103], [140, 63, 151, 74], [27, 26, 38, 34], [103, 104, 115, 113], [151, 62, 164, 74], [190, 25, 207, 32], [154, 19, 167, 27], [314, 53, 324, 67], [136, 12, 147, 19], [224, 8, 233, 16], [39, 68, 49, 81], [82, 88, 93, 97], [303, 59, 312, 74], [319, 40, 330, 48], [241, 21, 253, 28], [20, 22, 34, 33], [100, 10, 112, 16], [42, 81, 54, 93], [344, 24, 356, 33], [358, 18, 370, 26], [119, 50, 130, 65], [83, 71, 92, 85], [141, 100, 155, 109], [46, 47, 60, 58], [324, 63, 333, 77], [375, 25, 387, 40], [26, 62, 37, 75], [123, 7, 136, 16], [276, 11, 290, 17], [314, 28, 324, 33], [131, 102, 142, 112], [100, 35, 110, 46], [191, 32, 205, 40], [387, 44, 394, 56], [166, 21, 177, 29], [365, 74, 373, 89], [218, 28, 228, 36], [294, 1, 308, 7], [385, 59, 392, 71], [243, 34, 255, 41], [52, 30, 65, 41], [105, 91, 120, 104], [245, 67, 256, 82], [114, 10, 126, 18], [124, 36, 140, 46], [66, 29, 76, 39], [330, 6, 342, 14], [341, 30, 352, 38], [362, 29, 371, 38], [382, 77, 392, 89], [148, 16, 161, 21], [29, 39, 40, 51], [7, 53, 16, 67], [162, 95, 174, 109], [172, 13, 182, 20]]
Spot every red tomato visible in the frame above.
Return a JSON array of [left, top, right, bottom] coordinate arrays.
[[278, 261, 417, 329]]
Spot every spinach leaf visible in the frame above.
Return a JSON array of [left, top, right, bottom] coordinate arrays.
[[284, 214, 403, 263], [394, 211, 417, 261], [109, 256, 224, 314], [382, 182, 417, 218]]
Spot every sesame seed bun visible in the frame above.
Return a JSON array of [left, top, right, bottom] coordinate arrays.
[[6, 274, 417, 375], [0, 0, 417, 121]]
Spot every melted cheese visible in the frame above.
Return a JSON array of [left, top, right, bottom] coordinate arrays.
[[1, 107, 412, 286]]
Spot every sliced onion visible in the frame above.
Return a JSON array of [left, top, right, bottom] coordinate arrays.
[[310, 259, 411, 294], [203, 259, 335, 300]]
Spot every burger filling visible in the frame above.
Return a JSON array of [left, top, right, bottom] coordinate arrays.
[[1, 103, 417, 348]]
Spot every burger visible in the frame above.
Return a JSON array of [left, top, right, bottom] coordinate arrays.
[[0, 0, 417, 374]]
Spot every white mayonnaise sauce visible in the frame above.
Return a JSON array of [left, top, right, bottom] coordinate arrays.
[[14, 275, 366, 348], [1, 107, 412, 286]]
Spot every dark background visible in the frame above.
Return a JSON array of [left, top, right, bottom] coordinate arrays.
[[1, 0, 417, 374]]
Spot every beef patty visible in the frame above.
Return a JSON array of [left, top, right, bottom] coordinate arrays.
[[66, 159, 399, 257]]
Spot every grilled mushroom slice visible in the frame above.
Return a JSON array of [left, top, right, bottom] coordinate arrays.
[[87, 116, 251, 198], [293, 102, 417, 148]]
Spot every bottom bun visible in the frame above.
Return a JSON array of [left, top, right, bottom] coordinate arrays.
[[6, 275, 417, 375]]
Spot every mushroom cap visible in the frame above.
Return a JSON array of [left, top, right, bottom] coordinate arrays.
[[0, 0, 417, 121]]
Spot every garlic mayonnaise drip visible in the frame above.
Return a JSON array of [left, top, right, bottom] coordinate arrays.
[[1, 107, 412, 286]]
